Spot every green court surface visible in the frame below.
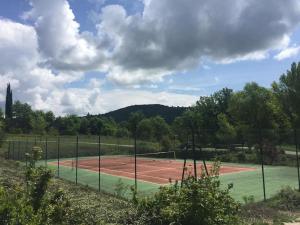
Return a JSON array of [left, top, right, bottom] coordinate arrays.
[[41, 159, 299, 203]]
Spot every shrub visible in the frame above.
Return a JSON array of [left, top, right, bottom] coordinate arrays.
[[134, 162, 241, 225], [269, 187, 300, 211], [0, 147, 73, 225]]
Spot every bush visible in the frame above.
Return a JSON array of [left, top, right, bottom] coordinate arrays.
[[269, 187, 300, 211], [134, 162, 241, 225], [0, 147, 74, 225]]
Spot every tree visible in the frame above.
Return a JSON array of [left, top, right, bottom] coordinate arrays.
[[79, 117, 90, 134], [31, 111, 46, 135], [44, 111, 55, 132], [194, 88, 233, 144], [5, 83, 13, 119], [228, 82, 280, 146], [11, 101, 33, 133], [216, 113, 236, 146], [272, 62, 300, 128], [150, 116, 170, 143], [128, 112, 144, 138], [137, 118, 154, 140]]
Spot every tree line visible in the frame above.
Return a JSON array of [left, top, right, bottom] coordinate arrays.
[[1, 62, 300, 150]]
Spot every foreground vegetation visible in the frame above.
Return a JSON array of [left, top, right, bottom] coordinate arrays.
[[1, 147, 300, 225]]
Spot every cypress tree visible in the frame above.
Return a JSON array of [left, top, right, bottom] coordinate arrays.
[[5, 83, 13, 119]]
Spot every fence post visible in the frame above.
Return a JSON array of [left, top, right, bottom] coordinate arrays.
[[259, 129, 266, 201], [45, 136, 48, 167], [18, 140, 21, 160], [8, 141, 11, 160], [134, 134, 137, 191], [76, 135, 78, 185], [192, 132, 197, 180], [57, 136, 60, 177], [12, 141, 15, 160], [26, 138, 28, 155], [98, 135, 101, 192], [295, 128, 300, 191]]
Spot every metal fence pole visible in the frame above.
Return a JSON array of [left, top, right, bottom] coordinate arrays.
[[12, 141, 15, 160], [259, 129, 266, 201], [45, 136, 48, 167], [18, 140, 20, 160], [8, 141, 11, 160], [76, 136, 79, 185], [26, 138, 29, 156], [192, 132, 197, 180], [134, 134, 137, 191], [57, 136, 60, 177], [98, 135, 101, 192], [295, 128, 300, 191]]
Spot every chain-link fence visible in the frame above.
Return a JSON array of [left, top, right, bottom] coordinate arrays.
[[5, 129, 300, 202]]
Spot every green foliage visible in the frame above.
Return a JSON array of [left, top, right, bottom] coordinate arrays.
[[0, 147, 72, 225], [216, 113, 236, 144], [272, 62, 300, 127], [11, 100, 33, 133], [135, 162, 241, 225], [269, 186, 300, 211], [160, 135, 172, 151], [31, 111, 47, 135], [128, 112, 144, 137], [137, 118, 154, 140]]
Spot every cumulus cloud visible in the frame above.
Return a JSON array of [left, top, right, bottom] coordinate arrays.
[[23, 0, 300, 85], [97, 0, 300, 83], [24, 0, 107, 71], [274, 45, 300, 60]]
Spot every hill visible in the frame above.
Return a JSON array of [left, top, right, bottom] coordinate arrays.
[[103, 104, 187, 123]]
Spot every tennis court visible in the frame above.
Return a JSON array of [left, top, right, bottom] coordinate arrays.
[[49, 155, 256, 184]]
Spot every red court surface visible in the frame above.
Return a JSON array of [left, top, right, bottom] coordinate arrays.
[[53, 157, 256, 184]]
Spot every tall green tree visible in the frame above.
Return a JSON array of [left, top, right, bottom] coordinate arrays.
[[11, 101, 33, 133], [272, 62, 300, 128], [228, 82, 281, 145], [5, 83, 13, 119], [128, 112, 144, 138]]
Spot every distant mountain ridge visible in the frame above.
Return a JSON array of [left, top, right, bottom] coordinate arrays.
[[103, 104, 187, 123]]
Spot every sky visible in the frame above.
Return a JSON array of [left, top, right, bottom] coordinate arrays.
[[0, 0, 300, 115]]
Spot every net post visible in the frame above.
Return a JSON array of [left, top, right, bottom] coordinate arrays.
[[294, 128, 300, 191], [45, 136, 48, 167], [57, 136, 60, 177], [76, 135, 78, 185], [98, 135, 101, 192], [259, 128, 266, 201]]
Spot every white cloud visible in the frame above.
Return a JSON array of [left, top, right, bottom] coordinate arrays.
[[25, 0, 106, 71], [34, 87, 197, 115], [274, 45, 300, 60], [1, 0, 300, 115]]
